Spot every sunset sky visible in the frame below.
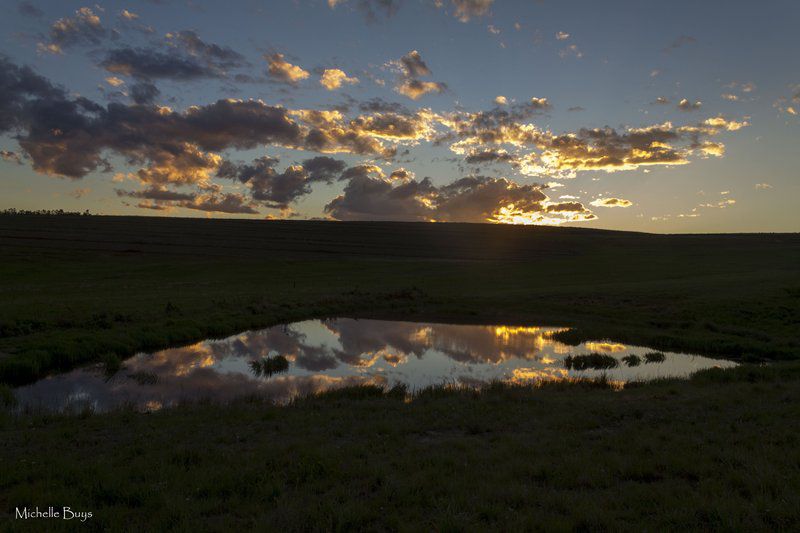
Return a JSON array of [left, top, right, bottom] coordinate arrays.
[[1, 0, 798, 232]]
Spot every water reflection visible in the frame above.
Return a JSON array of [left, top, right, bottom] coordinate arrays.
[[15, 319, 737, 412]]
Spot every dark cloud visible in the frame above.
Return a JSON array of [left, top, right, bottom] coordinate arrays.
[[301, 156, 347, 183], [217, 156, 350, 208], [393, 50, 447, 100], [101, 47, 222, 81], [357, 98, 410, 114], [179, 192, 259, 214], [100, 31, 244, 85], [0, 57, 311, 180], [167, 30, 245, 70], [129, 81, 160, 104], [325, 173, 592, 224], [399, 50, 431, 78], [464, 148, 516, 165], [116, 186, 196, 201], [116, 186, 260, 215], [339, 163, 385, 181], [324, 173, 436, 221], [546, 201, 584, 212], [435, 176, 548, 222]]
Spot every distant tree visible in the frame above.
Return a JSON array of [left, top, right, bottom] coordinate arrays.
[[0, 208, 95, 216]]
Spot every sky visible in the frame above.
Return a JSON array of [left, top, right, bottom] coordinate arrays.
[[0, 0, 798, 232]]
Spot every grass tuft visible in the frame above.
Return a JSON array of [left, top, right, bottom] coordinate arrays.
[[564, 353, 619, 370], [644, 352, 666, 363], [249, 355, 290, 378]]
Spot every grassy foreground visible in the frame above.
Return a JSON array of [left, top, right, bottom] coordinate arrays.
[[1, 215, 799, 529], [2, 365, 800, 530]]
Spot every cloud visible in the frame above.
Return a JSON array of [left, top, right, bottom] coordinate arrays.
[[102, 48, 221, 81], [357, 97, 410, 114], [1, 150, 22, 164], [301, 156, 348, 183], [39, 7, 106, 54], [129, 81, 160, 104], [653, 96, 670, 105], [590, 197, 633, 208], [100, 32, 244, 87], [464, 148, 516, 165], [0, 57, 312, 180], [105, 76, 125, 87], [116, 186, 197, 201], [398, 50, 431, 78], [677, 98, 702, 111], [167, 31, 245, 69], [494, 95, 507, 105], [395, 79, 446, 100], [392, 50, 447, 100], [339, 163, 385, 181], [324, 173, 435, 221], [774, 86, 800, 116], [121, 155, 350, 213], [555, 31, 570, 40], [0, 57, 751, 224], [349, 109, 437, 140], [754, 183, 772, 190], [265, 53, 310, 85], [217, 157, 315, 209], [450, 0, 494, 22], [325, 173, 595, 224], [320, 68, 359, 90], [444, 108, 747, 179], [179, 192, 259, 214], [290, 109, 397, 157]]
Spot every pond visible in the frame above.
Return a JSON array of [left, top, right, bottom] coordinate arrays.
[[15, 318, 737, 412]]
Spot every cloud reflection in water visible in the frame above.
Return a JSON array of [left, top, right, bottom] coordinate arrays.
[[15, 319, 736, 412]]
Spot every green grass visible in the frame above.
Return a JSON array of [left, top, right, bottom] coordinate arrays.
[[0, 215, 799, 528], [2, 364, 800, 530]]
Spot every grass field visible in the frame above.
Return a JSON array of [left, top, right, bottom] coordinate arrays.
[[1, 214, 799, 529], [1, 214, 798, 385]]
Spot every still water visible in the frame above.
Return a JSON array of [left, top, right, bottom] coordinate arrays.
[[16, 319, 737, 412]]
